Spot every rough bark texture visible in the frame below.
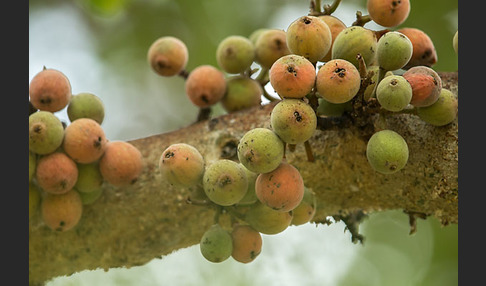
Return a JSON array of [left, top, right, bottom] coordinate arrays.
[[29, 72, 458, 286]]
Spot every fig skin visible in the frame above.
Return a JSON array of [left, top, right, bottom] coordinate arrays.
[[255, 161, 305, 212], [318, 15, 347, 62], [199, 224, 233, 263], [367, 0, 411, 28], [216, 35, 255, 74], [29, 68, 72, 113], [402, 66, 442, 107], [331, 26, 377, 69], [366, 130, 409, 175], [237, 128, 284, 174], [159, 143, 205, 188], [185, 65, 226, 108], [147, 36, 188, 77], [63, 118, 108, 164], [417, 88, 458, 126], [269, 54, 316, 99], [398, 27, 438, 69], [41, 190, 83, 232], [231, 224, 263, 263], [254, 29, 291, 69], [35, 152, 79, 195], [270, 98, 317, 145], [29, 111, 64, 155], [99, 141, 144, 187], [286, 15, 332, 64], [316, 59, 361, 104]]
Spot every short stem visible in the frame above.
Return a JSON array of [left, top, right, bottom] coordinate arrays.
[[196, 107, 212, 122], [369, 67, 387, 99], [178, 69, 189, 80], [262, 88, 277, 102], [304, 140, 315, 162], [352, 11, 372, 27], [323, 0, 342, 15], [225, 206, 246, 221]]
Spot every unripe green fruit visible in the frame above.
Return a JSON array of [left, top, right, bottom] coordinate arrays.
[[245, 202, 292, 235], [316, 59, 361, 104], [74, 162, 104, 193], [29, 151, 37, 182], [254, 29, 291, 69], [29, 111, 64, 155], [402, 66, 442, 107], [291, 186, 317, 226], [221, 76, 262, 113], [453, 30, 458, 54], [255, 161, 304, 212], [200, 224, 233, 263], [237, 163, 259, 205], [249, 28, 269, 46], [147, 36, 188, 77], [237, 128, 284, 174], [216, 35, 255, 74], [270, 99, 317, 144], [29, 182, 41, 219], [41, 190, 83, 232], [76, 188, 103, 205], [231, 224, 262, 263], [203, 159, 248, 206], [29, 68, 72, 113], [331, 26, 377, 69], [317, 98, 353, 117], [269, 54, 316, 99], [367, 0, 411, 28], [417, 89, 458, 126], [376, 31, 413, 71], [67, 92, 105, 125], [286, 15, 332, 64], [159, 143, 205, 188], [185, 65, 226, 108], [376, 75, 413, 112], [366, 130, 409, 174]]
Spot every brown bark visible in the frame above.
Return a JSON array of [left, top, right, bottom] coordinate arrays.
[[29, 72, 458, 286]]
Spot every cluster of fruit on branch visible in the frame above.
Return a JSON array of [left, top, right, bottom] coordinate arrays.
[[149, 0, 458, 264], [29, 68, 144, 232]]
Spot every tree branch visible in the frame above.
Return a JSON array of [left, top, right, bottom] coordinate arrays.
[[29, 72, 458, 286]]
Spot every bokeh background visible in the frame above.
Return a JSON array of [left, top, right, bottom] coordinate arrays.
[[29, 0, 458, 285]]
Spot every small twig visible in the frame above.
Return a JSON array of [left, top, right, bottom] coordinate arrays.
[[262, 87, 278, 102], [178, 69, 190, 80], [225, 206, 247, 221], [404, 210, 428, 235], [323, 0, 342, 15], [304, 140, 315, 162], [334, 210, 367, 244], [352, 11, 372, 27], [196, 107, 212, 122]]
